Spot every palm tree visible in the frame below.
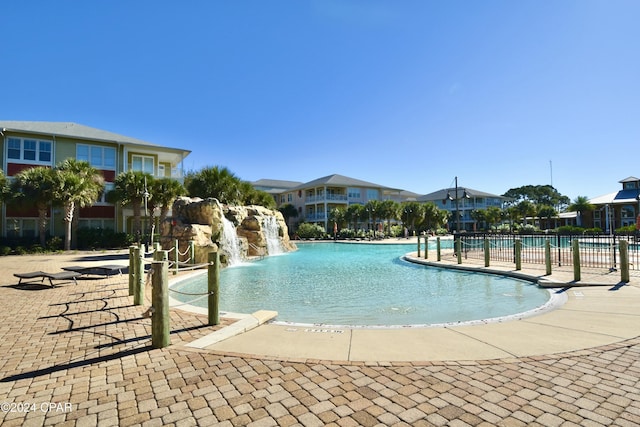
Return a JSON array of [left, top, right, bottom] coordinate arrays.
[[345, 204, 365, 232], [567, 196, 594, 227], [149, 177, 187, 226], [328, 207, 347, 235], [55, 160, 104, 250], [186, 166, 243, 204], [400, 201, 424, 234], [239, 181, 276, 208], [110, 171, 154, 237], [485, 206, 503, 230], [379, 200, 399, 236], [278, 204, 298, 228], [11, 166, 57, 246], [0, 169, 9, 202], [364, 200, 383, 236]]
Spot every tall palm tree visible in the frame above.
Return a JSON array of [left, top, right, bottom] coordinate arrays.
[[186, 166, 243, 204], [11, 166, 57, 246], [110, 171, 154, 237], [400, 201, 424, 234], [149, 177, 187, 226], [55, 160, 104, 250], [345, 204, 365, 232], [379, 200, 399, 236], [567, 196, 594, 227]]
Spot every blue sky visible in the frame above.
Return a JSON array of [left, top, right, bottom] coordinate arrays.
[[2, 1, 639, 201]]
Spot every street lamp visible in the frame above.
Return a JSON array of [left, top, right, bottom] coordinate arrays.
[[445, 177, 470, 233]]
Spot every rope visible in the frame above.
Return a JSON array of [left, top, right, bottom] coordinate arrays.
[[176, 246, 191, 257], [169, 293, 212, 307], [168, 288, 214, 296]]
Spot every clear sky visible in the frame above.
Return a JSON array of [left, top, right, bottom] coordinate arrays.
[[2, 1, 638, 202]]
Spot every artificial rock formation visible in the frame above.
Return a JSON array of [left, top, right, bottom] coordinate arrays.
[[160, 197, 295, 265]]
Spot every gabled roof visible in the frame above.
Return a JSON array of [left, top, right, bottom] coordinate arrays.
[[418, 187, 506, 202], [252, 179, 303, 190], [0, 121, 190, 155], [619, 176, 640, 183], [292, 174, 401, 192]]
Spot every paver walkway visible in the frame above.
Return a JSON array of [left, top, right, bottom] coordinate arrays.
[[0, 249, 639, 426]]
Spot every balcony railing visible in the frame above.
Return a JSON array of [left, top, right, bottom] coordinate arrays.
[[305, 194, 348, 203], [306, 212, 327, 221]]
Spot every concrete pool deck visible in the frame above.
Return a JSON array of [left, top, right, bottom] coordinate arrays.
[[1, 246, 639, 426], [183, 247, 640, 363]]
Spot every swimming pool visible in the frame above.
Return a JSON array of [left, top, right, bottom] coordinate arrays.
[[171, 242, 554, 327]]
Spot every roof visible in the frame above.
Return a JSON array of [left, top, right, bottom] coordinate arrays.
[[619, 176, 640, 183], [252, 179, 303, 190], [590, 189, 640, 205], [0, 121, 190, 155], [418, 187, 506, 202], [291, 174, 402, 192]]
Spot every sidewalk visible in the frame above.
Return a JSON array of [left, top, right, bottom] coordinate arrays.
[[0, 250, 638, 426]]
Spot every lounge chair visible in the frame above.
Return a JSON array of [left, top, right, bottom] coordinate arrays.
[[14, 271, 81, 287], [61, 265, 126, 276]]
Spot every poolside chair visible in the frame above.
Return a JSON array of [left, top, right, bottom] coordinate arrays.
[[61, 264, 126, 277], [14, 271, 81, 287]]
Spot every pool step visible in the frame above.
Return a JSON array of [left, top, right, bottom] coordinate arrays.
[[185, 310, 278, 349]]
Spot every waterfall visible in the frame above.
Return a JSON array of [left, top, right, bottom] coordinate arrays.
[[221, 216, 243, 265], [263, 215, 284, 255]]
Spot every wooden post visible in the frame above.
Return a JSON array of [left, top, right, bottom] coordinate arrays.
[[189, 240, 196, 265], [174, 239, 179, 275], [417, 235, 421, 258], [154, 249, 168, 262], [424, 236, 428, 260], [484, 237, 490, 267], [436, 237, 441, 261], [151, 259, 170, 348], [208, 252, 220, 326], [456, 238, 462, 264], [128, 245, 136, 296], [514, 239, 522, 271], [620, 240, 629, 283], [572, 239, 581, 282], [134, 245, 144, 305], [545, 239, 552, 276]]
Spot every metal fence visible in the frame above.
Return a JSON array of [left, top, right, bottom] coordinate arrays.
[[457, 233, 640, 271]]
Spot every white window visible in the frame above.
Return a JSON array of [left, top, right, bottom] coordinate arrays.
[[6, 218, 38, 238], [78, 219, 115, 231], [76, 144, 116, 170], [348, 188, 361, 199], [131, 155, 154, 174], [158, 164, 165, 177], [6, 137, 53, 165]]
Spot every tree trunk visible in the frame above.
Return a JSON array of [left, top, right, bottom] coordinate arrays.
[[64, 201, 75, 251], [38, 204, 48, 247], [132, 199, 142, 238]]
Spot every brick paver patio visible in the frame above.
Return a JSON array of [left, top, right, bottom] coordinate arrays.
[[0, 250, 639, 426]]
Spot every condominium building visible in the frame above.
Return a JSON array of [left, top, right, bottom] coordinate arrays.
[[264, 173, 415, 231], [418, 186, 507, 232], [1, 121, 190, 237]]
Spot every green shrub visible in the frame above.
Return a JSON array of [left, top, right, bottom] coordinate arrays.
[[615, 225, 638, 234], [46, 236, 64, 251], [14, 246, 27, 255], [0, 246, 11, 256], [76, 228, 136, 249], [296, 223, 327, 239], [556, 225, 586, 235]]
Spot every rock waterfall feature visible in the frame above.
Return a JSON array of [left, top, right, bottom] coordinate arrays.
[[159, 197, 296, 266]]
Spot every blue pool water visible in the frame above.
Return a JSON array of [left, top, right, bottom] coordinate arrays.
[[171, 242, 552, 327]]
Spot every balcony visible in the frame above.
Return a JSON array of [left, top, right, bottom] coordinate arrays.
[[306, 194, 348, 203]]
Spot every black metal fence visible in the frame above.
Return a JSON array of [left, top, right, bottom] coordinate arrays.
[[457, 233, 640, 270]]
